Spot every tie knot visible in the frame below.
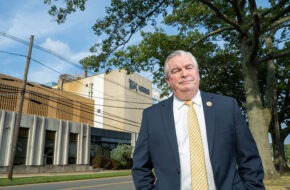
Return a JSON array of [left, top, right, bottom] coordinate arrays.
[[184, 100, 192, 106]]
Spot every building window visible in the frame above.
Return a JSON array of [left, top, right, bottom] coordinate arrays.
[[15, 128, 29, 165], [44, 131, 55, 165], [68, 133, 78, 164], [109, 143, 116, 150]]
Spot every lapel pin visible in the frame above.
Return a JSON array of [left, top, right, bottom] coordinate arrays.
[[206, 101, 213, 107]]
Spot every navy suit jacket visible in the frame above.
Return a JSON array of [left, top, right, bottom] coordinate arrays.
[[132, 91, 264, 190]]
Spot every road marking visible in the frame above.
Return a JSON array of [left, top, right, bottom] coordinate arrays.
[[60, 180, 132, 190]]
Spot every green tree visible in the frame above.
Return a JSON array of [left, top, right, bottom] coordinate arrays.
[[44, 0, 290, 179]]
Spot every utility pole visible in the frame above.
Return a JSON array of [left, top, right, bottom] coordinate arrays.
[[7, 35, 34, 180]]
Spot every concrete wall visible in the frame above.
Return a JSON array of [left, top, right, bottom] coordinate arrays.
[[0, 110, 90, 169]]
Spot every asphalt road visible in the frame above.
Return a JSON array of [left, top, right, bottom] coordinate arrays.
[[0, 176, 134, 190]]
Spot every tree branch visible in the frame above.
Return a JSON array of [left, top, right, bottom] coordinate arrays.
[[199, 0, 243, 35], [187, 26, 235, 50], [115, 1, 167, 49], [261, 0, 289, 18], [95, 1, 168, 64], [257, 49, 290, 64], [269, 15, 290, 31], [248, 0, 260, 63], [271, 5, 290, 23], [231, 0, 244, 24]]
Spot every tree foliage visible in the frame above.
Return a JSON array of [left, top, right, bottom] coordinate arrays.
[[44, 0, 87, 24]]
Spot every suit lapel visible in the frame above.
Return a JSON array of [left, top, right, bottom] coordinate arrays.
[[160, 96, 180, 165], [201, 91, 215, 157]]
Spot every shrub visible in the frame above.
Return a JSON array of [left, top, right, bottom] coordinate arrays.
[[103, 156, 112, 169], [91, 155, 112, 169], [111, 159, 121, 169], [110, 144, 132, 168], [92, 156, 103, 169]]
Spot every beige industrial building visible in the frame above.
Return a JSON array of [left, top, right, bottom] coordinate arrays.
[[0, 70, 151, 173], [56, 70, 152, 140]]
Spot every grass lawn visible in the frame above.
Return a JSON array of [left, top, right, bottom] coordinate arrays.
[[0, 170, 131, 187]]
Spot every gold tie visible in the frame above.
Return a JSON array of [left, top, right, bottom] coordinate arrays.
[[184, 100, 208, 190]]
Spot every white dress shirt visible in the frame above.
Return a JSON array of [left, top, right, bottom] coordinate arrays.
[[173, 90, 216, 190]]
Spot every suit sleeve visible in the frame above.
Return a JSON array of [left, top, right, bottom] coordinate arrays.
[[234, 99, 265, 189], [132, 110, 156, 190]]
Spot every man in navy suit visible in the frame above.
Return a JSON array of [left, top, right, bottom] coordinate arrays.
[[132, 50, 264, 190]]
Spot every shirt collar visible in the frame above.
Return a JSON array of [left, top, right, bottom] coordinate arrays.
[[192, 90, 202, 106], [173, 90, 202, 110]]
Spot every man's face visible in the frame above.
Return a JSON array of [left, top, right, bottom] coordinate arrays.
[[165, 54, 200, 100]]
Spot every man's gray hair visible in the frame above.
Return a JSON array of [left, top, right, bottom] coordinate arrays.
[[164, 50, 199, 76]]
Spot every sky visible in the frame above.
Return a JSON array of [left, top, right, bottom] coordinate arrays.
[[0, 0, 116, 84]]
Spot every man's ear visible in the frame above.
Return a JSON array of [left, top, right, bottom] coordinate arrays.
[[164, 76, 168, 82], [165, 76, 170, 87]]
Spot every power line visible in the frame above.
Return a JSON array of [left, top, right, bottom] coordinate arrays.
[[0, 34, 156, 130], [19, 79, 148, 110], [0, 50, 27, 59], [0, 50, 152, 134], [0, 77, 146, 129], [0, 49, 154, 104], [25, 89, 141, 127], [0, 32, 30, 46], [0, 92, 137, 133], [25, 95, 134, 133], [0, 88, 140, 127], [0, 84, 141, 127], [68, 91, 152, 105], [1, 32, 152, 101], [0, 32, 89, 74]]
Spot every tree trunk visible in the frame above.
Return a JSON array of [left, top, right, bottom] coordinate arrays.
[[272, 122, 286, 175], [273, 86, 286, 175], [280, 134, 290, 171], [263, 33, 288, 175], [240, 41, 279, 179]]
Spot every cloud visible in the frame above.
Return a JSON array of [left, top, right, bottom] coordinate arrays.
[[0, 5, 53, 48], [24, 37, 93, 83], [41, 38, 72, 58], [41, 37, 92, 63], [0, 37, 92, 84], [0, 1, 79, 49], [0, 0, 107, 84]]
